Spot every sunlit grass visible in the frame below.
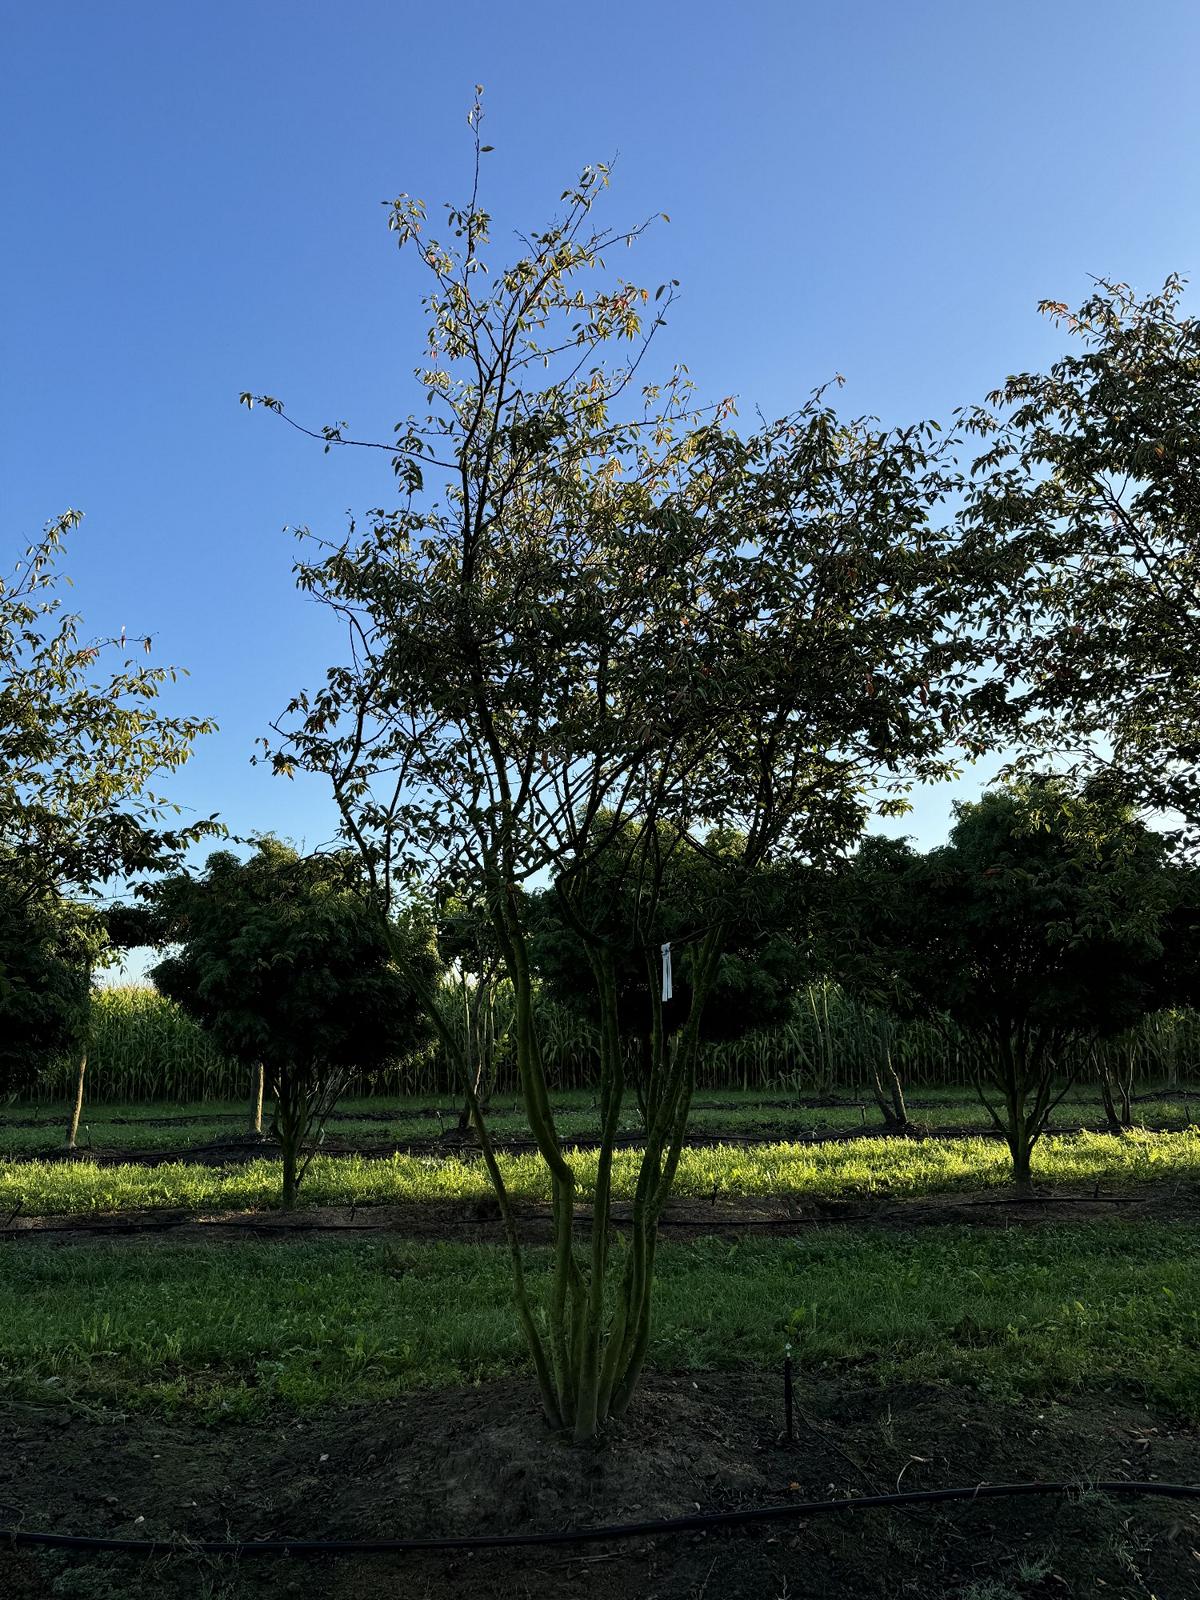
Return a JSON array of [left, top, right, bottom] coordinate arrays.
[[2, 1126, 1197, 1216]]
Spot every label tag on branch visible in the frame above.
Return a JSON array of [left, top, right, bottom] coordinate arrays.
[[661, 942, 673, 1003]]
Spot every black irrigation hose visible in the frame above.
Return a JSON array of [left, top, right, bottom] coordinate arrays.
[[5, 1480, 1199, 1560], [0, 1190, 1150, 1244]]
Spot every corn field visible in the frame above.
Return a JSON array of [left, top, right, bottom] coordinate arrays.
[[22, 982, 1200, 1105], [31, 987, 236, 1103]]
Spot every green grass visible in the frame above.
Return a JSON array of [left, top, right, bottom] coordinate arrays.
[[1, 1224, 1197, 1417], [3, 1126, 1198, 1216], [5, 1083, 1198, 1157], [2, 1102, 903, 1156]]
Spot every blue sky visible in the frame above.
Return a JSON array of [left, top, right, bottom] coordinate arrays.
[[3, 0, 1199, 894]]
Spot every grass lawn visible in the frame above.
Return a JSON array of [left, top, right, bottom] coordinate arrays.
[[3, 1125, 1199, 1215], [1, 1224, 1197, 1417]]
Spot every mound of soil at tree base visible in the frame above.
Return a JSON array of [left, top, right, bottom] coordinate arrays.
[[1, 1374, 1198, 1598]]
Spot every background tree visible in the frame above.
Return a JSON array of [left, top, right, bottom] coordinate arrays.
[[103, 899, 269, 1134], [0, 876, 94, 1112], [810, 836, 923, 1129], [435, 890, 514, 1133], [832, 781, 1175, 1190], [250, 103, 1004, 1440], [897, 279, 1200, 1134], [56, 900, 170, 1150], [529, 825, 811, 1123], [1095, 858, 1200, 1131], [0, 510, 218, 1128], [0, 511, 219, 897], [0, 860, 149, 1144], [149, 839, 439, 1206], [961, 277, 1200, 832]]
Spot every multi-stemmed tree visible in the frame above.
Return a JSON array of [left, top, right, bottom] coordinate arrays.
[[246, 102, 1004, 1439]]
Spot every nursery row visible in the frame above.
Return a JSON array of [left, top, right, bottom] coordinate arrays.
[[31, 983, 1200, 1104]]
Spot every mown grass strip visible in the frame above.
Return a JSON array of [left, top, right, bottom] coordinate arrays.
[[1, 1127, 1198, 1216], [1, 1225, 1196, 1417]]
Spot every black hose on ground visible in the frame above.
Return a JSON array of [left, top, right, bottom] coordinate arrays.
[[3, 1480, 1198, 1559]]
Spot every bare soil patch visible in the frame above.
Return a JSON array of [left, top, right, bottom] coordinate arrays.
[[0, 1373, 1197, 1598]]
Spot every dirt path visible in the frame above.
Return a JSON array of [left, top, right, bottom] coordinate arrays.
[[1, 1372, 1197, 1598]]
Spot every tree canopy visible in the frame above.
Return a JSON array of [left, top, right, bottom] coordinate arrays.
[[529, 825, 810, 1054], [828, 779, 1179, 1186], [149, 838, 439, 1202], [0, 882, 98, 1098], [0, 511, 219, 903], [961, 277, 1200, 831]]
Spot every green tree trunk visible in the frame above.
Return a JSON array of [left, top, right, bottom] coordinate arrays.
[[870, 1055, 908, 1130], [275, 1081, 306, 1210], [65, 1050, 87, 1150], [576, 931, 723, 1440], [280, 1129, 300, 1210], [411, 891, 724, 1444], [1007, 1122, 1034, 1195], [249, 1062, 264, 1137]]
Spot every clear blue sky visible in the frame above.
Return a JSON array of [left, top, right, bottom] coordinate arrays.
[[3, 0, 1199, 884]]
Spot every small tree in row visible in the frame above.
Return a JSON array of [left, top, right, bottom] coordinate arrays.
[[147, 839, 438, 1206], [829, 779, 1179, 1191], [435, 892, 514, 1133]]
